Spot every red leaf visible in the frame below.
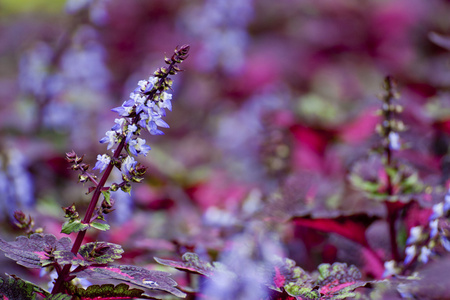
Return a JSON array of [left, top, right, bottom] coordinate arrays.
[[292, 214, 378, 247]]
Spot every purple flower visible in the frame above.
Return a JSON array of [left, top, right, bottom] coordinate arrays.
[[138, 112, 169, 135], [159, 92, 173, 112], [100, 130, 118, 150], [93, 154, 111, 173], [404, 246, 416, 265], [122, 156, 137, 176], [419, 246, 431, 264], [111, 101, 134, 117], [111, 118, 126, 134], [129, 138, 151, 156], [125, 124, 138, 142]]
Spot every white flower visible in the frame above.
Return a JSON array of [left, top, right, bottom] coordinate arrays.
[[388, 132, 401, 150], [419, 246, 431, 264], [430, 202, 444, 220], [383, 260, 399, 277], [129, 138, 151, 156], [100, 130, 118, 150], [406, 226, 422, 245], [93, 154, 111, 173], [122, 156, 136, 176], [148, 76, 158, 85], [404, 245, 416, 264], [112, 118, 126, 134], [430, 219, 439, 238], [159, 92, 173, 111]]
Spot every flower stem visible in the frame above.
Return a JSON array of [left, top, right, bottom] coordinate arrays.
[[51, 139, 126, 294], [382, 76, 401, 262], [51, 45, 190, 294]]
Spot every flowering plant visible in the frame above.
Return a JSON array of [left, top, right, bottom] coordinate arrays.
[[0, 45, 190, 299]]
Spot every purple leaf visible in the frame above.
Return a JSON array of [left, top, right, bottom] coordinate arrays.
[[154, 252, 218, 277], [73, 265, 186, 298], [0, 234, 72, 268]]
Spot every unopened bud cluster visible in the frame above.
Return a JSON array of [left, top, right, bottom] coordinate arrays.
[[13, 211, 42, 235], [66, 150, 94, 183], [376, 76, 405, 151]]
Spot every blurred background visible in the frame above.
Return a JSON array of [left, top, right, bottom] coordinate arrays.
[[1, 0, 450, 296]]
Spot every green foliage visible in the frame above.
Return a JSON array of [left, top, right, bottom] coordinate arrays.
[[102, 190, 111, 206], [79, 242, 123, 264], [0, 274, 70, 300], [157, 253, 368, 299], [90, 222, 110, 231], [61, 219, 90, 234], [349, 155, 423, 202], [64, 283, 158, 299], [53, 242, 123, 267]]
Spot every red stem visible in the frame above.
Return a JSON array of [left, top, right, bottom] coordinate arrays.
[[51, 140, 126, 294], [383, 76, 400, 262], [51, 55, 184, 294]]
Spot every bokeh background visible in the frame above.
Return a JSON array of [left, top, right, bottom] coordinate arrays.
[[1, 0, 450, 296]]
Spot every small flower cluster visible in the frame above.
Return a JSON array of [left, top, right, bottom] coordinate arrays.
[[403, 188, 450, 266], [93, 45, 190, 186], [376, 76, 405, 152]]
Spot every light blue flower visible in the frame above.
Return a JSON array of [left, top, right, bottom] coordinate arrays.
[[100, 130, 118, 150], [404, 245, 416, 264], [418, 246, 431, 264], [430, 202, 444, 220], [430, 219, 439, 238], [122, 155, 137, 176], [111, 101, 134, 116], [111, 118, 126, 134], [159, 92, 172, 111], [93, 154, 110, 173], [406, 226, 422, 245], [382, 260, 399, 278], [129, 138, 151, 156]]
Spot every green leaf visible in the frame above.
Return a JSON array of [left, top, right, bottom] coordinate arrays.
[[79, 242, 123, 264], [64, 283, 158, 299], [61, 219, 89, 234], [54, 242, 123, 266], [0, 274, 58, 299], [102, 190, 111, 206], [90, 222, 110, 231]]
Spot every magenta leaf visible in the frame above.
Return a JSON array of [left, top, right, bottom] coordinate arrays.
[[272, 260, 367, 299], [316, 263, 368, 299], [64, 283, 158, 299], [73, 265, 186, 298], [292, 213, 377, 247], [267, 258, 310, 292], [0, 234, 72, 268]]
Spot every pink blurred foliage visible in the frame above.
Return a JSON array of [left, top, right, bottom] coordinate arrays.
[[1, 0, 450, 296], [188, 170, 254, 212]]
